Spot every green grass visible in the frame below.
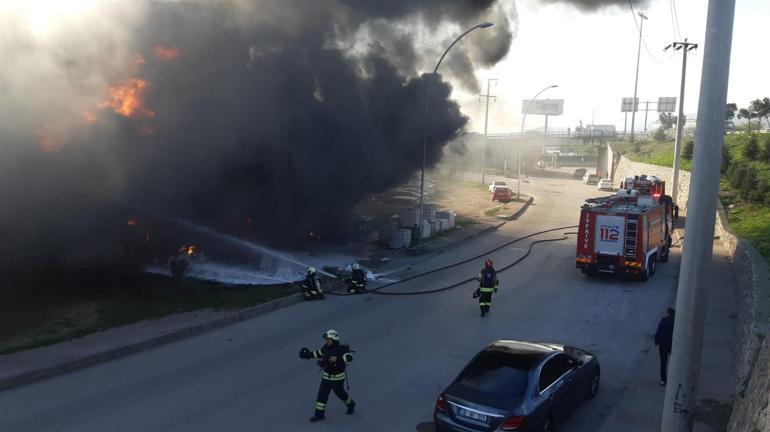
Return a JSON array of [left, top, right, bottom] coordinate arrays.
[[726, 204, 770, 261], [611, 139, 693, 171], [0, 275, 304, 356]]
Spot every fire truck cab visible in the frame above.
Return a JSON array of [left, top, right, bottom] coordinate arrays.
[[576, 181, 675, 281]]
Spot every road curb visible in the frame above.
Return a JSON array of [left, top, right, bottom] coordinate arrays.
[[497, 195, 535, 220], [0, 281, 347, 391]]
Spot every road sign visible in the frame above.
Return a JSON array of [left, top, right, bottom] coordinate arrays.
[[621, 97, 638, 112], [658, 97, 677, 112], [522, 99, 564, 115]]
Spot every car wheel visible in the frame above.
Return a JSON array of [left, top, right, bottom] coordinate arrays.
[[587, 368, 600, 399]]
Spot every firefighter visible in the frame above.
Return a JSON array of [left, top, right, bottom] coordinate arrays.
[[299, 329, 356, 422], [473, 259, 499, 317], [302, 267, 324, 300], [346, 263, 367, 294]]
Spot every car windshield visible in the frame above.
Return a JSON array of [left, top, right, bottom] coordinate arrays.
[[494, 182, 506, 186], [456, 351, 532, 397], [495, 187, 509, 193]]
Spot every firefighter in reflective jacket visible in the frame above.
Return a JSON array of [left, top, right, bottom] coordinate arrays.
[[299, 329, 356, 422], [302, 267, 324, 300], [474, 259, 499, 317], [346, 263, 367, 294]]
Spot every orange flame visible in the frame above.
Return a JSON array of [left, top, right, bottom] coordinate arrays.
[[83, 111, 97, 124], [99, 78, 155, 118], [127, 218, 138, 226], [153, 45, 179, 60], [178, 245, 197, 256]]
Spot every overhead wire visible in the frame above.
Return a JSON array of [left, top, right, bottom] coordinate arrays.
[[627, 0, 672, 65]]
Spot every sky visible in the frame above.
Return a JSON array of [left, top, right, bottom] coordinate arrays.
[[455, 0, 768, 134]]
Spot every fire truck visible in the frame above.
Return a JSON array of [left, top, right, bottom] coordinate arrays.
[[576, 176, 675, 281]]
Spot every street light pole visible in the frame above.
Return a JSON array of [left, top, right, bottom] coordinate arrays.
[[630, 11, 647, 142], [660, 1, 735, 430], [480, 78, 498, 185], [517, 84, 558, 199], [418, 22, 493, 246]]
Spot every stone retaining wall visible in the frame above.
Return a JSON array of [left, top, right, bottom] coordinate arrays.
[[716, 203, 770, 432]]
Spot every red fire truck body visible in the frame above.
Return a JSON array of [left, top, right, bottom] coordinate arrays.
[[576, 189, 674, 281]]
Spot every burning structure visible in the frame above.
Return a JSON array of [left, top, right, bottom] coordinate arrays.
[[0, 0, 516, 273]]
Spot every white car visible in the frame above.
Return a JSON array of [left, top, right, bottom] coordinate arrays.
[[489, 181, 508, 192], [582, 173, 599, 185], [597, 179, 614, 191]]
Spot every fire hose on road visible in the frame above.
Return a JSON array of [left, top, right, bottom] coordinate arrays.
[[327, 225, 579, 297]]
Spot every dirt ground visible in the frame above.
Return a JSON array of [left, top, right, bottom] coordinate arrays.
[[430, 176, 527, 222]]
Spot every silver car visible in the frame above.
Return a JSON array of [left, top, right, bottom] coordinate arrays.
[[434, 340, 600, 432]]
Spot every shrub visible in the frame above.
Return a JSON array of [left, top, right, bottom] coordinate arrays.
[[682, 138, 694, 160], [653, 127, 667, 142], [744, 135, 760, 160]]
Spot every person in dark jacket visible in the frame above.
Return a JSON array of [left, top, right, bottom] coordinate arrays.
[[299, 329, 355, 422], [474, 259, 499, 317], [655, 307, 676, 385], [346, 263, 367, 294], [301, 267, 324, 300]]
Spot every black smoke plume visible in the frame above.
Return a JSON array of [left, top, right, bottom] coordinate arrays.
[[0, 0, 513, 254]]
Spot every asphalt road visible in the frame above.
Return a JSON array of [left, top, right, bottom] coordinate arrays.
[[0, 172, 679, 432]]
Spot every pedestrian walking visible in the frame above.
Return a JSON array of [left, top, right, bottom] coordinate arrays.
[[301, 267, 324, 300], [655, 307, 675, 385], [299, 329, 356, 422], [473, 259, 499, 317]]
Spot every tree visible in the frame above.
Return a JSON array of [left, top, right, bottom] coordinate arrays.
[[653, 127, 668, 142], [744, 135, 760, 160], [749, 97, 770, 130], [658, 112, 677, 130], [682, 138, 695, 160], [725, 103, 738, 120], [739, 166, 757, 199], [738, 107, 758, 133]]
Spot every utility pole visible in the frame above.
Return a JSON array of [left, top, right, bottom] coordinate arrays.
[[660, 1, 734, 431], [630, 11, 647, 142], [665, 38, 698, 204], [643, 101, 650, 137], [624, 112, 628, 136], [479, 79, 497, 185]]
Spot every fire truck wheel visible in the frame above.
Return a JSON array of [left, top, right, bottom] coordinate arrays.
[[649, 256, 657, 275]]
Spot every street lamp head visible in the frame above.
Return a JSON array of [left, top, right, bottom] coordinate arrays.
[[477, 22, 494, 28], [550, 84, 558, 88]]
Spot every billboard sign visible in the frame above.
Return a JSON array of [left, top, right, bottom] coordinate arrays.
[[621, 97, 638, 112], [657, 97, 677, 112], [522, 99, 564, 116]]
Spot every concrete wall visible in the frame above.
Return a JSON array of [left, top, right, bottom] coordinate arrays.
[[612, 154, 693, 209], [715, 203, 770, 432]]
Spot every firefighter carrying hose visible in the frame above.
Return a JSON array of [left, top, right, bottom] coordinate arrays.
[[345, 263, 367, 294], [299, 329, 356, 422], [302, 267, 325, 300], [473, 259, 499, 317]]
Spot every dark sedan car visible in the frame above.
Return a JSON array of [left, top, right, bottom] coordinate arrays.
[[434, 340, 600, 432]]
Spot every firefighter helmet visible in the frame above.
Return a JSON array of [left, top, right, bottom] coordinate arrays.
[[352, 263, 360, 270], [307, 267, 316, 274], [484, 259, 493, 269], [323, 329, 339, 341]]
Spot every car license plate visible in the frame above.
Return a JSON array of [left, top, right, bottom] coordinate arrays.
[[457, 408, 487, 423]]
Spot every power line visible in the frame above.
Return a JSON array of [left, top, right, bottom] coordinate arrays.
[[671, 0, 682, 39], [628, 0, 671, 64]]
